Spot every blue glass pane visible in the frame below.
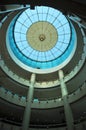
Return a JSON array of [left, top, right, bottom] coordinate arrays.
[[16, 42, 22, 48], [57, 27, 64, 35], [30, 9, 37, 15], [61, 44, 68, 50], [25, 9, 32, 17], [23, 19, 32, 28], [21, 27, 27, 34], [14, 22, 22, 32], [38, 53, 46, 61], [29, 16, 35, 23], [53, 20, 61, 28], [53, 10, 60, 17], [42, 6, 48, 13], [41, 52, 45, 57], [38, 14, 43, 21], [20, 34, 26, 41], [63, 34, 70, 43], [61, 18, 68, 24], [14, 33, 20, 42], [48, 7, 54, 15], [46, 14, 52, 22], [22, 49, 29, 56], [42, 14, 47, 21], [17, 18, 25, 23], [21, 41, 28, 48], [33, 14, 38, 22], [63, 23, 70, 33], [58, 35, 65, 42], [37, 6, 43, 13], [49, 16, 56, 23], [58, 13, 66, 22]]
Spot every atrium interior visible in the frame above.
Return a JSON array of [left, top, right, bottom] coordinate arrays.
[[0, 0, 86, 130]]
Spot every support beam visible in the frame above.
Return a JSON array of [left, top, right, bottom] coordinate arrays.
[[58, 70, 74, 130], [22, 73, 36, 130]]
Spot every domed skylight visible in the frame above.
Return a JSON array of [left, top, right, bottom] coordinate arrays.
[[6, 6, 77, 74]]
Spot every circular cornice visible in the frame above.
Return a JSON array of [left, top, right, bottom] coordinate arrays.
[[0, 81, 86, 108]]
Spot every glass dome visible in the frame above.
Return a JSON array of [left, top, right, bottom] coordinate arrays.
[[6, 6, 77, 74]]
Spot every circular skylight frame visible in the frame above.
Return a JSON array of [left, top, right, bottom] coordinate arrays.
[[13, 6, 71, 62], [6, 6, 77, 74]]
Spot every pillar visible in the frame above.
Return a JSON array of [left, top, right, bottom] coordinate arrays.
[[22, 73, 36, 130], [58, 70, 74, 130]]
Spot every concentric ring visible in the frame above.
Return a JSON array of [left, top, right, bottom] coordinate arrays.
[[6, 6, 77, 73]]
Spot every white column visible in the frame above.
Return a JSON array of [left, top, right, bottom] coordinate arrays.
[[58, 70, 74, 130], [22, 73, 36, 130]]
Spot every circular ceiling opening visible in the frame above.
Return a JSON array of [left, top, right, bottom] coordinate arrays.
[[6, 6, 77, 74]]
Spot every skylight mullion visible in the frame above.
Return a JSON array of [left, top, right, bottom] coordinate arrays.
[[14, 31, 26, 35], [20, 46, 29, 51], [25, 11, 33, 24], [52, 12, 60, 24], [28, 49, 34, 57], [36, 7, 39, 21], [57, 41, 69, 44], [56, 22, 68, 29], [49, 50, 56, 59], [18, 40, 27, 42], [58, 33, 70, 36], [54, 43, 64, 53], [17, 21, 28, 28]]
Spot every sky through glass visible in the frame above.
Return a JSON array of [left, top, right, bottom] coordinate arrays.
[[7, 6, 76, 70]]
